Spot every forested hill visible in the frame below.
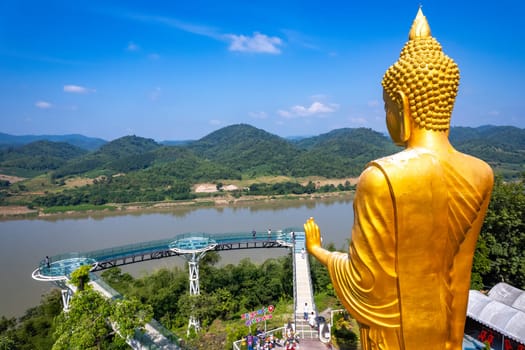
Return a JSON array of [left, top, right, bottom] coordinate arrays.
[[187, 124, 302, 174], [0, 124, 523, 180], [0, 132, 106, 151], [0, 141, 88, 177]]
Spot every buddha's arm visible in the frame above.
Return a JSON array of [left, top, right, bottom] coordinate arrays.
[[448, 174, 493, 350], [304, 217, 330, 266], [306, 165, 399, 328]]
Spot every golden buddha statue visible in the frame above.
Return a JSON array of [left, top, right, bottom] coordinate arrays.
[[304, 8, 494, 350]]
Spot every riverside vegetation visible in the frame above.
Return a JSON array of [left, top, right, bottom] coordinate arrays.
[[0, 124, 523, 349]]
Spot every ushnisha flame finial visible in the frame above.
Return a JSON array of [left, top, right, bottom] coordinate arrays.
[[409, 7, 432, 39]]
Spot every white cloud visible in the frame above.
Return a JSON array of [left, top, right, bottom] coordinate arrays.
[[209, 119, 222, 126], [64, 85, 95, 94], [35, 101, 52, 109], [225, 32, 282, 54], [249, 111, 268, 119], [123, 14, 283, 55], [487, 110, 500, 116], [127, 41, 140, 51], [148, 53, 160, 60], [278, 101, 338, 118]]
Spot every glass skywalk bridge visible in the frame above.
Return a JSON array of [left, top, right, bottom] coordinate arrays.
[[32, 228, 299, 281]]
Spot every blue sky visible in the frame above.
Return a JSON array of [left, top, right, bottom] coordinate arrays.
[[1, 1, 523, 141]]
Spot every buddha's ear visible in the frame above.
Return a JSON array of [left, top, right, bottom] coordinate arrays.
[[396, 91, 411, 143]]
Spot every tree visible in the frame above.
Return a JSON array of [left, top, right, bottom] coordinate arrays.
[[111, 298, 153, 339], [0, 291, 62, 350], [310, 242, 336, 296], [69, 265, 92, 291], [473, 175, 525, 289], [53, 288, 153, 349], [52, 290, 113, 350]]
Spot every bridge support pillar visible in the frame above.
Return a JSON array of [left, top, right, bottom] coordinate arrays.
[[184, 252, 207, 336], [188, 259, 200, 296], [61, 288, 73, 311], [54, 280, 76, 312]]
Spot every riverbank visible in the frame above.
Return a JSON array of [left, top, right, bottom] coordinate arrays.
[[0, 190, 355, 220], [1, 176, 358, 219]]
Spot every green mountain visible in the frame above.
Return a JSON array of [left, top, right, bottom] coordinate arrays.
[[291, 128, 401, 177], [2, 124, 523, 208], [187, 124, 302, 175], [0, 132, 106, 151], [1, 125, 523, 181], [0, 140, 88, 176], [53, 136, 162, 177]]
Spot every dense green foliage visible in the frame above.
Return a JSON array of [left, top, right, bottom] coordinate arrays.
[[98, 252, 297, 349], [472, 175, 525, 289], [188, 124, 302, 175], [0, 133, 106, 151], [1, 124, 523, 209], [0, 141, 87, 171], [101, 252, 294, 332], [2, 124, 522, 182], [0, 291, 62, 350], [0, 272, 153, 350], [309, 243, 337, 297], [53, 289, 152, 350], [69, 265, 92, 291], [50, 136, 161, 178], [292, 128, 400, 177]]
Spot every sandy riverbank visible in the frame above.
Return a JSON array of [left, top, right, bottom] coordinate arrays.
[[0, 178, 358, 219]]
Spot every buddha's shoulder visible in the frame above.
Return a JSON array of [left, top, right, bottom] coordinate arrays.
[[368, 148, 433, 169], [363, 148, 493, 188], [371, 148, 491, 171], [453, 150, 493, 172], [450, 151, 494, 187]]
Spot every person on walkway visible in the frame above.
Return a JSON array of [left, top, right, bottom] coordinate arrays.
[[267, 228, 272, 240], [252, 229, 256, 239], [246, 333, 254, 350], [45, 256, 50, 268], [303, 302, 309, 321], [308, 311, 317, 328]]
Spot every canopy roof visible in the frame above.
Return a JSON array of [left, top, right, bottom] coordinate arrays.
[[467, 283, 525, 345]]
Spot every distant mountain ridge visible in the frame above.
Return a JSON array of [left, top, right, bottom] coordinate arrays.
[[0, 132, 106, 151], [0, 124, 523, 180]]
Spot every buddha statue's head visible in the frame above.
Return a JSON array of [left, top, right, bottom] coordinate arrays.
[[382, 8, 460, 140]]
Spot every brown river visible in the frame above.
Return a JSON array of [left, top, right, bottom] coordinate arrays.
[[0, 196, 354, 317]]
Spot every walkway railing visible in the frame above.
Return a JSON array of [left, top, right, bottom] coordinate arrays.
[[89, 273, 190, 350], [33, 228, 300, 280]]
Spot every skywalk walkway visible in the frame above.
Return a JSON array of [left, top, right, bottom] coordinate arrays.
[[89, 274, 184, 350], [32, 229, 297, 281], [293, 232, 319, 340], [31, 228, 326, 348]]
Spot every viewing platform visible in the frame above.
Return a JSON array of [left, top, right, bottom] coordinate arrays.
[[32, 229, 297, 281]]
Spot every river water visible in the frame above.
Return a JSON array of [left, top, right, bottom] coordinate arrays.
[[0, 196, 354, 317]]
